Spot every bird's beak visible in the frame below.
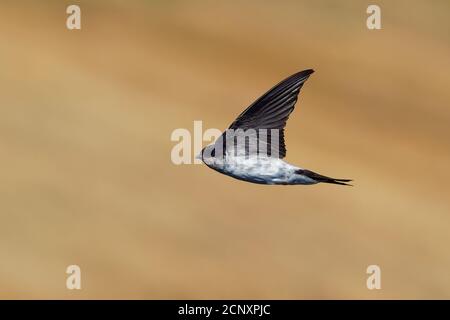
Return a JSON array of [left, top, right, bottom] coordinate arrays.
[[195, 153, 202, 160]]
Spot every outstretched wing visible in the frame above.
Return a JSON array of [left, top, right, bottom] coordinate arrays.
[[216, 69, 314, 158]]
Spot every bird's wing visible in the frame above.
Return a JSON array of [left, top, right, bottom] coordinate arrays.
[[215, 69, 314, 159]]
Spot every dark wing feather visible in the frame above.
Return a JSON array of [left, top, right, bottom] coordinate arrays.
[[217, 69, 314, 158]]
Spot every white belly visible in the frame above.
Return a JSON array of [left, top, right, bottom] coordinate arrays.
[[211, 156, 314, 185]]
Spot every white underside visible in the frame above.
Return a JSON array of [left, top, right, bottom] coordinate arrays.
[[205, 155, 317, 185]]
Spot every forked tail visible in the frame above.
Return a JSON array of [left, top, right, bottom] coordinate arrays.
[[296, 169, 353, 186]]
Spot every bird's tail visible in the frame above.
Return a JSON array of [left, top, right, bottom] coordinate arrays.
[[296, 169, 353, 186]]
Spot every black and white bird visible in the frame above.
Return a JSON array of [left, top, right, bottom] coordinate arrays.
[[198, 69, 352, 186]]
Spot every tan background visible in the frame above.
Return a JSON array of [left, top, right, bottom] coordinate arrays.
[[0, 0, 449, 299]]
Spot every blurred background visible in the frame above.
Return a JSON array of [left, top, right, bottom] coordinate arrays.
[[0, 0, 449, 299]]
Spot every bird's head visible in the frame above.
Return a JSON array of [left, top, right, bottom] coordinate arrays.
[[197, 144, 217, 165]]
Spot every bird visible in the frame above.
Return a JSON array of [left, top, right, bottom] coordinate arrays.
[[198, 69, 352, 186]]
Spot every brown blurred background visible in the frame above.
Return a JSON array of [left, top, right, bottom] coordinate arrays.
[[0, 0, 449, 299]]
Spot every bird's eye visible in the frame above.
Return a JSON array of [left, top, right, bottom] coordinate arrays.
[[211, 148, 215, 157]]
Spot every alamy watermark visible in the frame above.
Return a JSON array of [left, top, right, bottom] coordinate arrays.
[[66, 5, 81, 30], [66, 265, 82, 290], [366, 265, 381, 290], [366, 5, 381, 30], [170, 121, 283, 164]]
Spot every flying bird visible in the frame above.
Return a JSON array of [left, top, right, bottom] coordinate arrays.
[[198, 69, 352, 186]]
